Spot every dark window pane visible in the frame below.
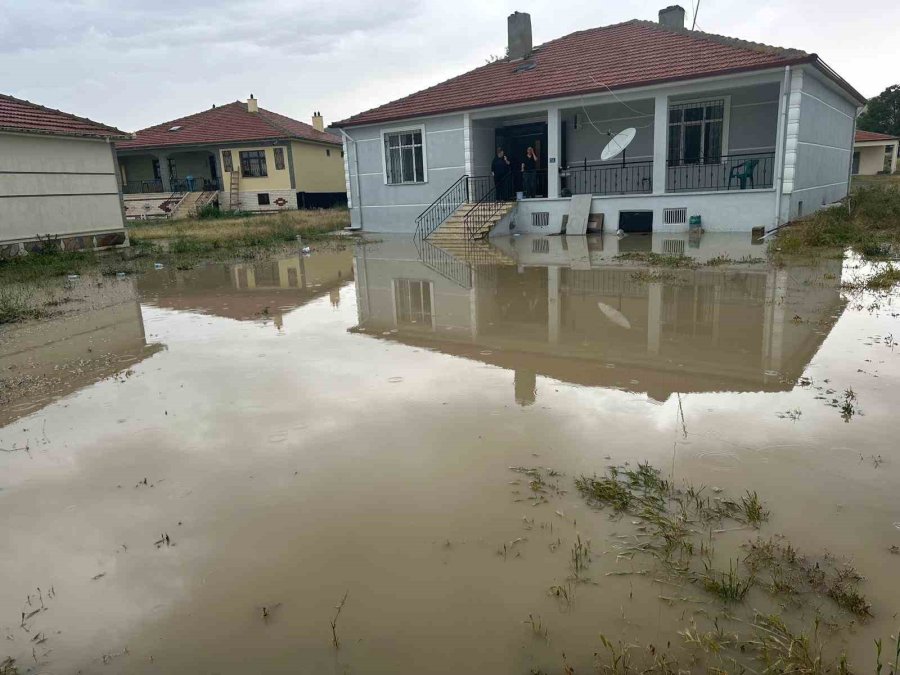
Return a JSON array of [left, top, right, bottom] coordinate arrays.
[[414, 146, 424, 182], [683, 125, 702, 163], [257, 193, 270, 205], [669, 109, 682, 124]]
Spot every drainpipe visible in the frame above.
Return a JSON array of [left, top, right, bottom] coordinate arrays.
[[339, 128, 363, 230], [771, 65, 791, 235]]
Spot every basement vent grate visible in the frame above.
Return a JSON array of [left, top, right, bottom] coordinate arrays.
[[532, 238, 550, 254], [662, 239, 686, 255], [532, 212, 550, 228], [663, 207, 687, 225]]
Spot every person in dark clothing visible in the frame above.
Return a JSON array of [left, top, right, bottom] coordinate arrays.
[[491, 147, 511, 200], [521, 146, 539, 198]]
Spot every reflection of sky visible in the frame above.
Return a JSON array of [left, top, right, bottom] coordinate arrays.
[[1, 271, 898, 672]]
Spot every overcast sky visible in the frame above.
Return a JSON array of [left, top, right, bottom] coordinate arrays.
[[1, 0, 897, 132]]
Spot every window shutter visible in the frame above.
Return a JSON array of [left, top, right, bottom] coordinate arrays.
[[222, 150, 233, 172], [274, 147, 285, 170]]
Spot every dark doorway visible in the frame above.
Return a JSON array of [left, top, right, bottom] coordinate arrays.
[[209, 155, 218, 180], [618, 211, 653, 234], [495, 122, 548, 197]]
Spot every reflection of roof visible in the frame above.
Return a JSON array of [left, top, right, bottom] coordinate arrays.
[[0, 93, 129, 139], [145, 287, 346, 322], [118, 101, 341, 150], [336, 19, 861, 127], [855, 130, 899, 143], [351, 327, 794, 401]]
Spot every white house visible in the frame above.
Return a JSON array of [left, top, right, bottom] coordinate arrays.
[[0, 93, 130, 254], [852, 130, 899, 176], [334, 6, 865, 238]]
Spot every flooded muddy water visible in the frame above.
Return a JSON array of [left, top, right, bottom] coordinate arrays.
[[1, 233, 898, 673]]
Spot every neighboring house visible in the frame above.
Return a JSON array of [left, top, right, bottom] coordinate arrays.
[[115, 97, 345, 219], [334, 6, 865, 237], [852, 130, 899, 175], [0, 93, 130, 254]]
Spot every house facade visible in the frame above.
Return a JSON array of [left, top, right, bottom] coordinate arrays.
[[852, 130, 899, 176], [0, 94, 130, 254], [115, 98, 346, 219], [334, 7, 865, 236]]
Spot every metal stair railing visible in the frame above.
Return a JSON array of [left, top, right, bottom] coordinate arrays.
[[463, 173, 514, 240], [414, 174, 469, 243]]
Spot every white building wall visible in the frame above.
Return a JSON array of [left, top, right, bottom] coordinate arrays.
[[344, 113, 466, 233], [785, 68, 858, 220], [0, 132, 126, 249]]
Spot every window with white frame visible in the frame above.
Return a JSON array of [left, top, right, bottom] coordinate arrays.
[[667, 99, 725, 165], [383, 129, 425, 184]]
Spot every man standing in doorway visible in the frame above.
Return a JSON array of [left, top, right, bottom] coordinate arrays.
[[491, 147, 511, 201]]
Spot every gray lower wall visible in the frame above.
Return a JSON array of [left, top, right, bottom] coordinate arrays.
[[788, 70, 857, 218], [0, 132, 126, 245], [346, 113, 466, 233]]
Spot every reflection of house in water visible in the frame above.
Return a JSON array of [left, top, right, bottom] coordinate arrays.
[[139, 249, 355, 326], [353, 235, 845, 404], [0, 279, 160, 427]]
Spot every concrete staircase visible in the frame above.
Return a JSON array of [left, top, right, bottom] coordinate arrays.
[[172, 191, 218, 219], [427, 201, 516, 245]]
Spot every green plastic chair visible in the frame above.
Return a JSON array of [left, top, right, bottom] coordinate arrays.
[[728, 159, 759, 190]]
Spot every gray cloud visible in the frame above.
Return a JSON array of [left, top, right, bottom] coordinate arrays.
[[1, 0, 897, 132]]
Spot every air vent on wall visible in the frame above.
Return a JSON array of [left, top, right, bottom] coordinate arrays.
[[663, 207, 687, 225], [532, 212, 549, 228]]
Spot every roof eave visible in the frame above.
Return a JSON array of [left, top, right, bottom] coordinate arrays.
[[0, 125, 131, 141], [118, 133, 341, 152], [333, 57, 818, 129], [808, 57, 867, 106]]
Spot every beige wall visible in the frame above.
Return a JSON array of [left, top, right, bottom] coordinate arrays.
[[291, 140, 345, 193], [853, 141, 898, 175], [0, 132, 126, 246], [219, 145, 292, 193]]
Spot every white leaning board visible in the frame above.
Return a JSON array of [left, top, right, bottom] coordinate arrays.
[[565, 194, 592, 235]]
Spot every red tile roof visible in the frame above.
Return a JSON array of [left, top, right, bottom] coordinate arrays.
[[117, 101, 341, 150], [0, 93, 129, 139], [336, 19, 862, 127], [855, 130, 898, 143]]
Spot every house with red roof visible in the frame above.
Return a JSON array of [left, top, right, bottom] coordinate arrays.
[[852, 130, 898, 176], [0, 94, 130, 253], [115, 97, 345, 218], [333, 6, 865, 238]]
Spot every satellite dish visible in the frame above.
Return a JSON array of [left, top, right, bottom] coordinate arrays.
[[600, 127, 636, 162]]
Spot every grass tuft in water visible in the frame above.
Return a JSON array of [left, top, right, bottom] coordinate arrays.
[[699, 559, 753, 602]]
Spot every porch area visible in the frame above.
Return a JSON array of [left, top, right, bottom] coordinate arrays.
[[436, 78, 783, 236], [118, 148, 222, 195]]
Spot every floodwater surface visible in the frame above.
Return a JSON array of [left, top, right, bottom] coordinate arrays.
[[1, 234, 899, 674]]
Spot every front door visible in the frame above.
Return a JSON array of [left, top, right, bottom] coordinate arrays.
[[495, 122, 548, 197], [851, 151, 860, 175]]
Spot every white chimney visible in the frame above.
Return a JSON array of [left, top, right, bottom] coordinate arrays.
[[658, 5, 686, 29], [247, 94, 258, 113], [312, 111, 324, 132], [507, 12, 532, 61]]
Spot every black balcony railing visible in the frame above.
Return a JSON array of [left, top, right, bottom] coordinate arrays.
[[170, 177, 220, 192], [666, 153, 775, 192], [561, 161, 653, 196], [122, 179, 164, 194]]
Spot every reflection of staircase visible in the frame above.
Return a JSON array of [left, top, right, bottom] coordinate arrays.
[[416, 237, 517, 290], [428, 201, 516, 244]]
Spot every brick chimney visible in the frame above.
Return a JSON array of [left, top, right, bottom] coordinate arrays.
[[658, 5, 686, 29], [247, 94, 258, 113], [507, 12, 532, 61], [311, 111, 324, 132]]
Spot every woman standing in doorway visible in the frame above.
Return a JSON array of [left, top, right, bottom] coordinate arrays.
[[522, 146, 539, 198]]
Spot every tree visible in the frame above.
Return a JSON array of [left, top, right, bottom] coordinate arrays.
[[856, 84, 900, 138]]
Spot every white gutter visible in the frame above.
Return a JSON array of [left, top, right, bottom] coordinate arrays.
[[770, 65, 791, 236], [339, 128, 363, 230]]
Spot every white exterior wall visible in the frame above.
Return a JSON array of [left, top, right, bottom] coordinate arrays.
[[853, 141, 899, 175], [343, 113, 466, 232], [509, 190, 775, 235], [0, 132, 126, 248], [783, 68, 859, 221]]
